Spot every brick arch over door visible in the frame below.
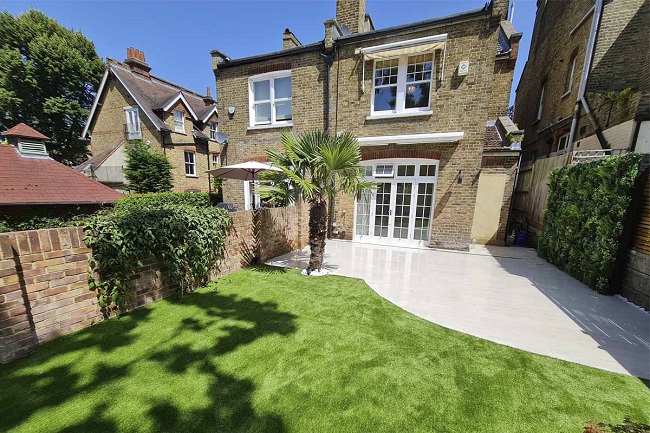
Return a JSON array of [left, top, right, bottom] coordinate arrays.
[[361, 149, 442, 161]]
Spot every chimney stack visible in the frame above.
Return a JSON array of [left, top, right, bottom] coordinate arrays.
[[203, 87, 215, 106], [336, 0, 366, 34], [283, 28, 302, 50], [125, 47, 151, 78]]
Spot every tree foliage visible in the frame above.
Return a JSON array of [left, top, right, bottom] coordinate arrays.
[[261, 130, 372, 271], [538, 153, 642, 293], [123, 140, 174, 193], [0, 9, 105, 165]]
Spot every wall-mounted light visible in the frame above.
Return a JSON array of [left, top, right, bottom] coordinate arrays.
[[457, 170, 463, 184], [228, 106, 235, 117]]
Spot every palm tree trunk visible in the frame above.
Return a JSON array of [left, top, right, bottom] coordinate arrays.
[[308, 196, 328, 271]]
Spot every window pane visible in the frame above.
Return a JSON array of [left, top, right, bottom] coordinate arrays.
[[254, 102, 272, 123], [374, 59, 399, 86], [174, 110, 183, 121], [275, 100, 292, 121], [374, 86, 397, 111], [405, 82, 430, 109], [419, 165, 436, 177], [253, 80, 270, 101], [407, 54, 434, 82], [275, 76, 292, 99]]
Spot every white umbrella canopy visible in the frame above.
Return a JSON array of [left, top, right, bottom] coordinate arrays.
[[205, 161, 282, 181]]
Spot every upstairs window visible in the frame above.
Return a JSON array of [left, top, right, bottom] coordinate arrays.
[[249, 71, 292, 126], [124, 106, 141, 140], [556, 132, 570, 153], [184, 151, 196, 176], [174, 109, 185, 133], [210, 121, 218, 140], [564, 54, 577, 95], [537, 83, 546, 121], [372, 53, 433, 115]]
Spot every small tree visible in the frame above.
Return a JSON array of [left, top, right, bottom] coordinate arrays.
[[124, 141, 173, 193], [262, 130, 372, 272]]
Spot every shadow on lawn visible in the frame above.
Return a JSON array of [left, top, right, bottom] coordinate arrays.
[[0, 288, 297, 433]]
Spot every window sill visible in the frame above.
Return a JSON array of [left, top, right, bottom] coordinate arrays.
[[185, 174, 198, 178], [174, 130, 187, 135], [366, 110, 433, 121], [247, 123, 293, 131]]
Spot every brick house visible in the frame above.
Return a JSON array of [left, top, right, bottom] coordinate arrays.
[[212, 0, 522, 249], [514, 0, 650, 163], [80, 48, 221, 192], [0, 123, 121, 219]]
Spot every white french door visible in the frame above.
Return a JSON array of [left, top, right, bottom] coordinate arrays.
[[354, 160, 438, 247]]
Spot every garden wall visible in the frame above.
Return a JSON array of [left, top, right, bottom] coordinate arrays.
[[0, 204, 309, 363]]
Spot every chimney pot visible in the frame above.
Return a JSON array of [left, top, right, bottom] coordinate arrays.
[[124, 47, 151, 78], [206, 87, 211, 97]]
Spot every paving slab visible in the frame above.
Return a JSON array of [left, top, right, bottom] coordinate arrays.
[[267, 240, 650, 378]]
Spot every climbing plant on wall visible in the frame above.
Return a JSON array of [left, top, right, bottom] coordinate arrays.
[[538, 153, 642, 294]]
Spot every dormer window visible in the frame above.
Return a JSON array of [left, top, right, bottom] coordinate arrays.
[[173, 109, 185, 133]]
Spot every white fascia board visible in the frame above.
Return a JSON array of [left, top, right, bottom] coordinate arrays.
[[354, 33, 448, 55], [356, 131, 464, 146], [112, 69, 162, 131], [163, 93, 199, 121], [202, 106, 219, 123], [82, 68, 110, 138]]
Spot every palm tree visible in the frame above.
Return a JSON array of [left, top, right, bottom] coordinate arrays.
[[261, 130, 373, 272]]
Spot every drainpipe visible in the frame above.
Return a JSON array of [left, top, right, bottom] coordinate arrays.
[[566, 0, 606, 163], [321, 50, 336, 239]]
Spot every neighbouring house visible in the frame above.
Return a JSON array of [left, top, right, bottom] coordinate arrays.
[[512, 0, 649, 309], [514, 0, 649, 164], [0, 123, 122, 218], [79, 48, 222, 192], [211, 0, 522, 249]]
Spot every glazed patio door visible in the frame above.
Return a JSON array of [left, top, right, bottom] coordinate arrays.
[[354, 160, 438, 247]]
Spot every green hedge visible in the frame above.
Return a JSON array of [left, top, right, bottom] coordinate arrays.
[[538, 153, 642, 294], [84, 201, 231, 312], [113, 192, 220, 212]]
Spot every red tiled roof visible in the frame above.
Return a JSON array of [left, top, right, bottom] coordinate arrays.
[[0, 145, 122, 205], [1, 123, 49, 140]]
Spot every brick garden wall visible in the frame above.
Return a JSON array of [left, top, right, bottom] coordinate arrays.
[[0, 204, 308, 363]]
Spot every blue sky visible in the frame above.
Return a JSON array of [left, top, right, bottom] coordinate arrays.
[[3, 0, 537, 106]]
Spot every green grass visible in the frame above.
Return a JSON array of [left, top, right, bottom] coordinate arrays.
[[1, 266, 648, 432]]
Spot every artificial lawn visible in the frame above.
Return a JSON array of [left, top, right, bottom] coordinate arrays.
[[1, 267, 648, 433]]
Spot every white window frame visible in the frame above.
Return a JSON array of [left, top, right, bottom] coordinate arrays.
[[184, 151, 196, 177], [244, 180, 261, 210], [371, 53, 435, 116], [373, 164, 395, 178], [556, 132, 570, 153], [124, 106, 141, 139], [209, 121, 218, 140], [248, 71, 292, 127], [537, 83, 546, 121], [174, 109, 185, 133], [212, 153, 220, 167], [563, 55, 577, 96]]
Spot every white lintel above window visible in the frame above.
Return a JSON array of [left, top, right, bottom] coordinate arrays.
[[249, 70, 292, 127]]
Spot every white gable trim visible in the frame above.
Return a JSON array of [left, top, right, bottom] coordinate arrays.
[[82, 69, 110, 138], [202, 106, 219, 123], [163, 93, 199, 121], [111, 68, 164, 132], [356, 132, 464, 146]]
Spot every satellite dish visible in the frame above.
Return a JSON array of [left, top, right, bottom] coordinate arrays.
[[340, 24, 352, 36], [215, 132, 229, 145]]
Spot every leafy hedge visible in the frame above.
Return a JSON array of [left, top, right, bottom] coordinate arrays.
[[84, 200, 231, 312], [114, 192, 219, 212], [538, 153, 642, 293]]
